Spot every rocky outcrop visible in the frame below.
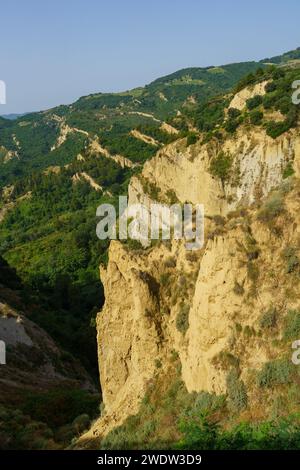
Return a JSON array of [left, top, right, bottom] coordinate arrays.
[[80, 108, 300, 446], [228, 80, 269, 110], [88, 137, 138, 169], [50, 121, 89, 151], [129, 127, 299, 215]]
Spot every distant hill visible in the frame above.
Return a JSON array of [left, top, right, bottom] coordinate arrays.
[[0, 113, 29, 120], [260, 46, 300, 64], [0, 60, 264, 188]]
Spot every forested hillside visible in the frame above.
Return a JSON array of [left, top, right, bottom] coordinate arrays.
[[0, 59, 267, 375], [0, 48, 299, 385]]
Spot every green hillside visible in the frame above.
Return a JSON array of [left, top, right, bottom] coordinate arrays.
[[0, 48, 299, 377], [0, 61, 264, 188]]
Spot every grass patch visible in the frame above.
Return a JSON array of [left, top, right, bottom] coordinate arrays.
[[283, 309, 300, 341]]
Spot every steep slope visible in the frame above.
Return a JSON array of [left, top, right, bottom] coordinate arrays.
[[77, 68, 300, 449], [0, 256, 100, 449], [0, 255, 96, 395], [1, 47, 300, 450], [0, 56, 271, 374]]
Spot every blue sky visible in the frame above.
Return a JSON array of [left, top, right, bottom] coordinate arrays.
[[0, 0, 300, 114]]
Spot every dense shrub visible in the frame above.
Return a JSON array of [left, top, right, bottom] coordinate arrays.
[[228, 107, 241, 119], [265, 81, 277, 93], [191, 98, 227, 132], [257, 358, 293, 388], [225, 118, 240, 133], [209, 151, 232, 185], [283, 309, 300, 341], [250, 110, 263, 125], [283, 162, 295, 179], [186, 132, 198, 146], [177, 414, 300, 450], [226, 369, 248, 412], [234, 72, 256, 93], [246, 95, 263, 110], [266, 119, 292, 138], [266, 108, 298, 139]]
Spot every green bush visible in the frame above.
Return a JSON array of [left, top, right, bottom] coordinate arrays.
[[165, 189, 179, 204], [177, 414, 300, 450], [228, 107, 241, 119], [186, 132, 198, 146], [246, 95, 263, 110], [257, 358, 293, 388], [154, 359, 162, 369], [140, 178, 161, 200], [250, 110, 263, 125], [266, 120, 292, 138], [191, 97, 227, 132], [209, 151, 232, 185], [234, 72, 256, 93], [283, 162, 295, 179], [266, 108, 297, 138], [226, 369, 248, 412], [265, 81, 277, 93], [225, 118, 240, 133]]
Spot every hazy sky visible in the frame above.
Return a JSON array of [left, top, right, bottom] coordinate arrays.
[[1, 0, 300, 114]]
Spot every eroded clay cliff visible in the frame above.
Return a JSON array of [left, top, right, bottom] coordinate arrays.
[[78, 84, 300, 446]]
